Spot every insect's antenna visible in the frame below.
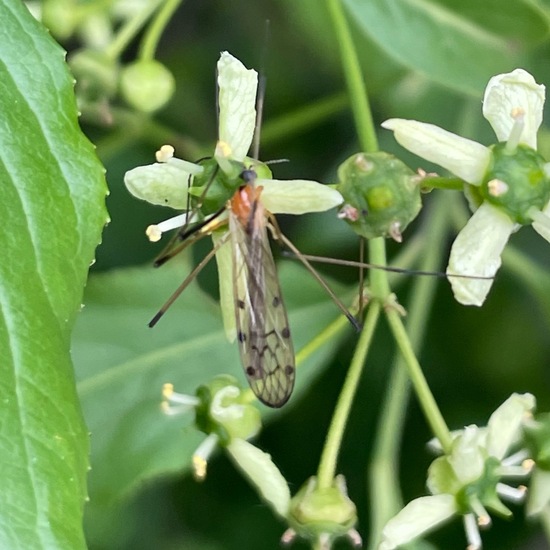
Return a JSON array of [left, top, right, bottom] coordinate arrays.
[[281, 252, 495, 280], [149, 233, 231, 327], [154, 206, 227, 268], [268, 216, 362, 331], [252, 20, 270, 160]]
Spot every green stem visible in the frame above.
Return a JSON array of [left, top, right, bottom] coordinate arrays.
[[105, 0, 164, 61], [314, 0, 390, 496], [325, 0, 389, 295], [139, 0, 184, 61], [316, 301, 381, 489], [367, 193, 452, 549], [540, 506, 550, 544], [295, 315, 351, 367], [385, 307, 452, 453], [325, 0, 378, 152]]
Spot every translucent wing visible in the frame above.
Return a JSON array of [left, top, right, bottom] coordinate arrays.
[[229, 194, 295, 408]]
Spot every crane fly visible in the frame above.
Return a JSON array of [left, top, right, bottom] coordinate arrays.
[[230, 169, 295, 407], [149, 166, 295, 408]]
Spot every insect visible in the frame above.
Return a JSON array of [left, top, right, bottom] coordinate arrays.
[[149, 166, 296, 408], [229, 169, 295, 407]]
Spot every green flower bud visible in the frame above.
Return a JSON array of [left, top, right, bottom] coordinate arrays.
[[69, 49, 119, 100], [287, 476, 358, 544], [194, 375, 261, 445], [42, 0, 78, 40], [480, 143, 550, 224], [336, 152, 422, 242], [120, 60, 175, 113]]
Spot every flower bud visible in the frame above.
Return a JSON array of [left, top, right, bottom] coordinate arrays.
[[69, 49, 119, 100], [287, 476, 359, 546], [336, 152, 421, 242], [120, 60, 175, 113], [41, 0, 77, 40]]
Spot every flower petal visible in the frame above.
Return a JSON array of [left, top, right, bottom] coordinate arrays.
[[226, 438, 291, 518], [486, 393, 535, 459], [212, 231, 236, 342], [382, 119, 491, 184], [449, 426, 486, 484], [217, 51, 258, 161], [124, 160, 203, 209], [447, 202, 516, 306], [531, 199, 550, 243], [483, 69, 545, 149], [259, 179, 343, 214], [526, 468, 550, 517], [379, 494, 457, 550]]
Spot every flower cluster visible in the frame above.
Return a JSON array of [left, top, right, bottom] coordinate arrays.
[[383, 69, 550, 306], [380, 393, 535, 549]]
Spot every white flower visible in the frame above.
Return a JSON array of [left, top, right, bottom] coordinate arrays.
[[379, 393, 535, 550], [124, 52, 342, 217], [162, 380, 290, 516], [383, 69, 550, 306], [125, 52, 342, 338]]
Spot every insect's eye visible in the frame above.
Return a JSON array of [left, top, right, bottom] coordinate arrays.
[[240, 169, 257, 183]]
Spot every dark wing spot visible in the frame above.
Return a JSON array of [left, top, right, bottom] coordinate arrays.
[[285, 365, 295, 376], [237, 331, 246, 343], [272, 296, 280, 307], [237, 299, 245, 309], [246, 366, 256, 376], [281, 327, 291, 339]]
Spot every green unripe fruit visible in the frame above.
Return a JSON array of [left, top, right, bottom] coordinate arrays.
[[287, 476, 357, 542], [120, 60, 175, 113], [480, 143, 550, 224], [42, 0, 77, 40], [336, 152, 422, 241]]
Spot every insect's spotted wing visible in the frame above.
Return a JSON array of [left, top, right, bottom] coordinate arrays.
[[229, 195, 295, 408]]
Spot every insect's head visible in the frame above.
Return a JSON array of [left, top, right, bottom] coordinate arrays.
[[240, 168, 257, 185]]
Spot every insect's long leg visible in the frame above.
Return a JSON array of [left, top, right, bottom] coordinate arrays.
[[149, 232, 231, 327], [154, 206, 227, 267], [268, 217, 362, 332], [357, 237, 365, 320], [187, 164, 220, 220], [280, 252, 495, 280], [153, 164, 222, 266]]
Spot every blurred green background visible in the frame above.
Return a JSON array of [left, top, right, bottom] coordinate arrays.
[[60, 0, 550, 548]]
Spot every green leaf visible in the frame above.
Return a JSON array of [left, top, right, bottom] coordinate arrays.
[[0, 2, 108, 549], [73, 258, 353, 537], [343, 0, 534, 96], [435, 0, 550, 47]]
